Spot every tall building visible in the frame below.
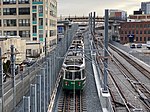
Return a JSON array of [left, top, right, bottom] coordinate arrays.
[[109, 9, 127, 21], [0, 0, 57, 57], [141, 2, 150, 14]]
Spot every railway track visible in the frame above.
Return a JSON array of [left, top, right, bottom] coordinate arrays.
[[109, 45, 150, 110], [109, 44, 150, 80], [58, 91, 87, 112], [93, 38, 150, 111]]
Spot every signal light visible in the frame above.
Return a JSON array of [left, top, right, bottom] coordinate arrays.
[[65, 81, 68, 86], [78, 82, 81, 86]]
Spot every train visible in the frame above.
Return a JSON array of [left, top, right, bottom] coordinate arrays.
[[62, 32, 86, 91]]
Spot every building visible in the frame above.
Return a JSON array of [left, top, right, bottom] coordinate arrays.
[[0, 36, 26, 64], [0, 0, 57, 57], [141, 2, 150, 14], [128, 14, 150, 22], [133, 10, 143, 15], [109, 9, 127, 21], [119, 21, 150, 44]]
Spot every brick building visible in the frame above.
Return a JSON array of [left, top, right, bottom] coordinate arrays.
[[119, 21, 150, 44]]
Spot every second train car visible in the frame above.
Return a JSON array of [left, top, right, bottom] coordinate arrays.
[[62, 32, 86, 91]]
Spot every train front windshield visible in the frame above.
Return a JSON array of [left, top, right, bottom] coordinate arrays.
[[65, 71, 81, 80]]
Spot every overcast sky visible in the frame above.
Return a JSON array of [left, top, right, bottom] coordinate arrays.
[[57, 0, 150, 17]]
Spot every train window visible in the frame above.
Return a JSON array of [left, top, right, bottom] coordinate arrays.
[[74, 72, 81, 79], [65, 71, 72, 79]]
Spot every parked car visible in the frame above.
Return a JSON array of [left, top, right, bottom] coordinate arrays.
[[130, 43, 136, 48], [136, 43, 142, 48]]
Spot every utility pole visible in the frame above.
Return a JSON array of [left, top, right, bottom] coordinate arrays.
[[10, 45, 16, 111], [0, 48, 4, 112], [90, 12, 93, 33], [103, 9, 109, 93], [93, 12, 96, 35]]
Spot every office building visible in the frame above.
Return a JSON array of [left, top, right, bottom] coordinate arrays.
[[141, 2, 150, 14], [119, 21, 150, 44], [0, 0, 57, 57]]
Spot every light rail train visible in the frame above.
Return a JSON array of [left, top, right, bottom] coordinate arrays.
[[62, 32, 86, 91]]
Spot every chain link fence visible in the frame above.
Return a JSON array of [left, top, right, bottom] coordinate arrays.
[[3, 24, 78, 112]]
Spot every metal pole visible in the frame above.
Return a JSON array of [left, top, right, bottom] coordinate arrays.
[[36, 75, 41, 112], [23, 96, 30, 112], [41, 68, 45, 112], [103, 9, 109, 92], [89, 13, 91, 32], [30, 84, 37, 112], [45, 37, 47, 57], [10, 45, 16, 111], [0, 48, 4, 112], [90, 12, 93, 33], [45, 63, 48, 111], [93, 12, 96, 35]]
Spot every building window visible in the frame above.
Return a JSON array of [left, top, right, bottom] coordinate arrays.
[[3, 8, 16, 15], [3, 19, 16, 26], [129, 31, 131, 34], [32, 6, 36, 9], [39, 34, 43, 38], [148, 37, 150, 41], [144, 37, 146, 41], [125, 31, 127, 34], [3, 0, 16, 4], [144, 24, 147, 28], [125, 37, 127, 41], [39, 18, 43, 26], [19, 19, 30, 26], [136, 30, 138, 34], [26, 49, 31, 55], [140, 24, 143, 28], [136, 37, 138, 41], [33, 26, 37, 33], [4, 31, 17, 36], [18, 0, 29, 4], [50, 30, 56, 37], [33, 37, 37, 41], [39, 5, 43, 13], [132, 30, 134, 34], [136, 24, 139, 28], [144, 30, 147, 34], [148, 30, 150, 34], [19, 8, 30, 15], [32, 13, 37, 21], [140, 37, 142, 41], [140, 30, 142, 34], [0, 20, 1, 27], [19, 30, 30, 37]]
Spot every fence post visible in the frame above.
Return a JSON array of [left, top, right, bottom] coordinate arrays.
[[30, 84, 37, 112], [23, 96, 30, 112], [41, 68, 45, 112], [36, 75, 41, 112]]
